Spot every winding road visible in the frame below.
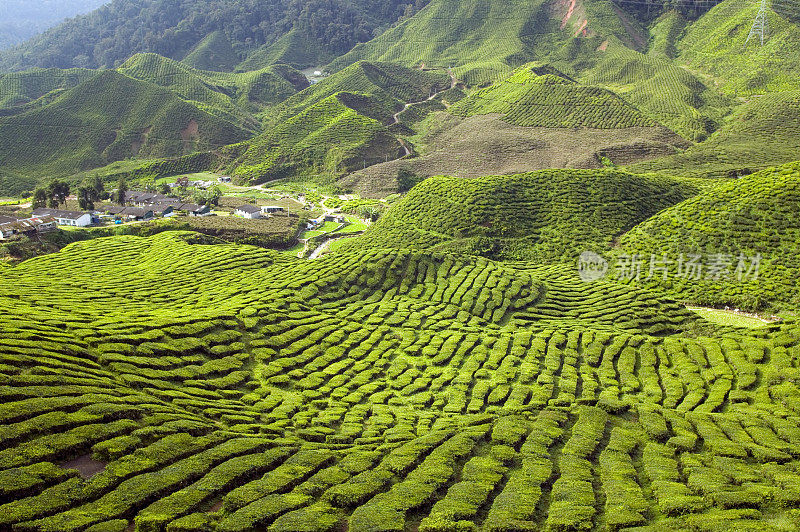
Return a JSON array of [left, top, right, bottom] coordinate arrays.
[[390, 68, 459, 127]]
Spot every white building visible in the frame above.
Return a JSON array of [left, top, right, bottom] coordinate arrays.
[[235, 204, 261, 219], [32, 208, 93, 227], [261, 206, 286, 215]]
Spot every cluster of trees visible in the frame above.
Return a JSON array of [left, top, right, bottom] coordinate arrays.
[[0, 0, 430, 71], [31, 175, 121, 211]]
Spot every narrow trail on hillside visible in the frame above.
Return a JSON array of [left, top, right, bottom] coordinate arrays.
[[387, 68, 459, 162], [390, 68, 459, 127]]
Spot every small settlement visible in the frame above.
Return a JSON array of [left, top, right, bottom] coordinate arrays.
[[0, 191, 212, 241]]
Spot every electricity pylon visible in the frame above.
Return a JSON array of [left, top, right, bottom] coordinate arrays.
[[746, 0, 769, 46]]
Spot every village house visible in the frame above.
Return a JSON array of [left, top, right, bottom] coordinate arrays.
[[218, 176, 232, 183], [32, 208, 93, 227], [235, 204, 261, 219], [99, 206, 153, 221], [175, 203, 210, 216], [261, 206, 286, 215], [149, 203, 175, 216], [0, 216, 57, 240], [324, 214, 346, 224]]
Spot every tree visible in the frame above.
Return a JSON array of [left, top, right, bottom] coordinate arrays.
[[77, 186, 95, 210], [32, 187, 48, 209], [158, 182, 171, 195], [141, 176, 156, 192], [46, 179, 70, 209], [91, 175, 105, 200], [115, 176, 128, 206]]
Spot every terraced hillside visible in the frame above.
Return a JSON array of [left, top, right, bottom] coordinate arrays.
[[338, 65, 690, 197], [339, 169, 700, 261], [449, 65, 657, 129], [619, 161, 800, 312], [0, 56, 309, 195], [329, 0, 648, 86], [628, 91, 800, 178], [228, 62, 450, 185], [1, 231, 800, 530]]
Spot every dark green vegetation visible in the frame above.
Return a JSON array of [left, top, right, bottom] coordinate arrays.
[[619, 162, 800, 312], [339, 169, 700, 262], [0, 55, 308, 195], [0, 0, 427, 72], [1, 231, 800, 530]]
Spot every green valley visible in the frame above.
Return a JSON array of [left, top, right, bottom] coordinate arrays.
[[1, 0, 800, 530]]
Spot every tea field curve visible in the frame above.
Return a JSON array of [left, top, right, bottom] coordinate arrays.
[[1, 232, 800, 530]]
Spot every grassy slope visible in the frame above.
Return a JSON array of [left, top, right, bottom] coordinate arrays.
[[229, 93, 402, 185], [339, 169, 700, 261], [619, 161, 800, 312], [228, 61, 449, 185], [0, 55, 309, 195], [118, 53, 308, 129], [0, 67, 96, 109], [677, 0, 800, 96], [182, 31, 240, 72], [0, 70, 249, 186], [628, 90, 800, 178], [450, 64, 657, 128], [237, 26, 337, 72], [328, 0, 647, 86]]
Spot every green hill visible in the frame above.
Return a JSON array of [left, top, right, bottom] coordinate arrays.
[[182, 31, 240, 73], [118, 53, 308, 126], [450, 64, 657, 128], [263, 61, 450, 127], [338, 169, 700, 261], [237, 26, 337, 72], [628, 91, 800, 178], [0, 67, 95, 109], [229, 92, 402, 186], [328, 0, 649, 86], [676, 0, 800, 96], [618, 161, 800, 312], [228, 62, 450, 186], [1, 231, 800, 530], [0, 70, 249, 192]]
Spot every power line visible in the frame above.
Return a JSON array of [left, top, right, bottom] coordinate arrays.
[[746, 0, 770, 45]]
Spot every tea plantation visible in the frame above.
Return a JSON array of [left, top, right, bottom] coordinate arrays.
[[619, 161, 800, 312], [0, 230, 799, 531], [339, 169, 700, 261]]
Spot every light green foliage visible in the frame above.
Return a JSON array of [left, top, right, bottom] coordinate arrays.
[[340, 169, 699, 262], [677, 0, 800, 96], [0, 230, 796, 529], [619, 161, 800, 311], [451, 64, 656, 129]]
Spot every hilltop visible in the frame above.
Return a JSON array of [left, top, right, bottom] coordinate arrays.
[[328, 0, 650, 85], [619, 161, 800, 312], [338, 169, 700, 261]]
